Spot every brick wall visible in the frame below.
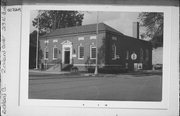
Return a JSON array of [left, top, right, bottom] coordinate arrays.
[[39, 32, 106, 67]]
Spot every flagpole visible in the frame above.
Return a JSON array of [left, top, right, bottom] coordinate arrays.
[[94, 11, 99, 75], [35, 11, 39, 69]]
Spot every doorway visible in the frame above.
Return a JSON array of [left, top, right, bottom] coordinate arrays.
[[64, 51, 70, 64], [61, 40, 72, 64]]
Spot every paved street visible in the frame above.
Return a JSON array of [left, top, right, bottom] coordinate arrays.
[[29, 71, 162, 101]]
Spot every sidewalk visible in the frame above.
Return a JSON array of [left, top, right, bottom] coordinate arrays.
[[29, 69, 162, 80], [29, 69, 69, 75], [29, 70, 71, 80]]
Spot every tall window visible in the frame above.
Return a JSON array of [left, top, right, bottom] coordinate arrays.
[[53, 47, 58, 59], [78, 46, 84, 59], [126, 50, 129, 60], [145, 49, 149, 61], [140, 48, 144, 61], [90, 45, 96, 59], [112, 44, 116, 60], [44, 48, 48, 60]]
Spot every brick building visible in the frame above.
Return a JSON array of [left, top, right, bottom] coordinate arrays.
[[39, 23, 152, 72]]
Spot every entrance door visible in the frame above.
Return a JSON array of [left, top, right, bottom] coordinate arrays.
[[64, 51, 70, 64], [61, 40, 72, 64]]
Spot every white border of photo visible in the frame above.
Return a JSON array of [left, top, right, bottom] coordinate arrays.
[[7, 4, 178, 116]]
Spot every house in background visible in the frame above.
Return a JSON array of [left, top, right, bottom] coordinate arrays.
[[152, 47, 163, 65], [152, 47, 163, 70], [39, 23, 152, 72]]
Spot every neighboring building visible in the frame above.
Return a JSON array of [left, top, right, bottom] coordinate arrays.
[[39, 23, 152, 72], [152, 47, 163, 65]]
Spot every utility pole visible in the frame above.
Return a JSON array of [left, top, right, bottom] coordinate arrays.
[[94, 11, 99, 75], [35, 11, 39, 69]]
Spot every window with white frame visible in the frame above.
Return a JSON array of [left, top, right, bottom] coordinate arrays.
[[112, 44, 116, 60], [44, 47, 48, 60], [53, 47, 58, 59], [90, 45, 96, 59], [78, 46, 84, 59]]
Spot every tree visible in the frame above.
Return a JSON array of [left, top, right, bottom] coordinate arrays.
[[29, 30, 43, 69], [139, 12, 163, 48], [32, 10, 84, 34]]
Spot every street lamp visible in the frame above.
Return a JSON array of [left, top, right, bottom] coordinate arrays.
[[94, 11, 99, 75], [35, 10, 39, 69]]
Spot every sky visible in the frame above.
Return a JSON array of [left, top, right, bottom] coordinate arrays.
[[30, 11, 143, 38]]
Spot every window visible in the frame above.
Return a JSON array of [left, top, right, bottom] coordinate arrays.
[[53, 47, 58, 59], [44, 48, 48, 60], [112, 44, 116, 60], [140, 48, 144, 61], [125, 63, 128, 69], [78, 46, 84, 59], [138, 63, 143, 69], [126, 50, 129, 60], [145, 49, 149, 61], [90, 45, 96, 59]]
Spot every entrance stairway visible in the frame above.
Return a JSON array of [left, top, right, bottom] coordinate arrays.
[[46, 63, 73, 72], [45, 59, 61, 72], [46, 64, 61, 72], [43, 58, 74, 72]]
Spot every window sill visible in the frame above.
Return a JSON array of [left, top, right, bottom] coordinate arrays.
[[78, 58, 84, 60], [90, 58, 96, 60]]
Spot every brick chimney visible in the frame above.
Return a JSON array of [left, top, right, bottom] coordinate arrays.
[[132, 22, 139, 39]]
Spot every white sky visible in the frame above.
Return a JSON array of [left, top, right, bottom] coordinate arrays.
[[30, 11, 143, 38]]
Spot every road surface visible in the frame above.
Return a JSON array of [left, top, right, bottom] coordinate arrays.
[[29, 71, 162, 101]]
